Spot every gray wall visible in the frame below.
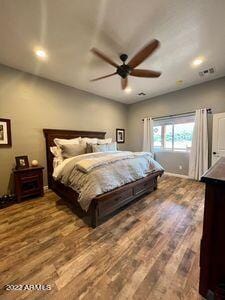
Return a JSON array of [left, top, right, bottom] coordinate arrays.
[[128, 77, 225, 175], [1, 62, 225, 194], [0, 65, 128, 195]]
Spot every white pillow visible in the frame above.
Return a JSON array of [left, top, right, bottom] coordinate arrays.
[[81, 137, 98, 145], [50, 146, 62, 157], [50, 146, 63, 167], [54, 137, 81, 147], [97, 138, 112, 144]]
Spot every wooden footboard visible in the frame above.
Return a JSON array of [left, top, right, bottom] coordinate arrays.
[[90, 171, 163, 227], [51, 171, 163, 227]]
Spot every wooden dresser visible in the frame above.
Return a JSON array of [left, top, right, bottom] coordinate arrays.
[[200, 157, 225, 299]]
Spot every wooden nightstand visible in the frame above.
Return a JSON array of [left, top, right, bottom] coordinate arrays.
[[14, 166, 44, 202]]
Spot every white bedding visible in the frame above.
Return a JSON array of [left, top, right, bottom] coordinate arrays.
[[53, 151, 164, 211]]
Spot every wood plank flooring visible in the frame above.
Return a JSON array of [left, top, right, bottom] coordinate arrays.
[[0, 175, 205, 300]]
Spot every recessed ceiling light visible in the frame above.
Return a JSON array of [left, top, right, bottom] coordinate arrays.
[[35, 48, 47, 59], [192, 57, 204, 67], [125, 87, 132, 93]]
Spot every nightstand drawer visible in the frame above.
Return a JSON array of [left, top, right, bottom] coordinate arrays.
[[20, 174, 40, 184], [21, 178, 41, 195], [18, 170, 40, 179]]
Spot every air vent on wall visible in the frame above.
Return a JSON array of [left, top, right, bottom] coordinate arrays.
[[199, 67, 215, 77]]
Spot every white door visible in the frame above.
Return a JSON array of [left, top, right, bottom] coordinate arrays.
[[212, 112, 225, 165]]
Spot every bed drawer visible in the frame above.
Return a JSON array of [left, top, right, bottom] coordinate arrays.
[[133, 178, 155, 196], [98, 188, 133, 217]]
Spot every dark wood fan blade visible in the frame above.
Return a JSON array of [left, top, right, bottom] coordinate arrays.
[[128, 39, 160, 68], [91, 48, 118, 68], [90, 72, 117, 81], [121, 77, 128, 90], [130, 69, 161, 78]]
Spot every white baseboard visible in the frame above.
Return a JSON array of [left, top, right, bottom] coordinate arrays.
[[44, 185, 49, 193], [164, 172, 190, 179]]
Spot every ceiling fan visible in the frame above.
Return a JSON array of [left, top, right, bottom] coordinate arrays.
[[90, 39, 161, 90]]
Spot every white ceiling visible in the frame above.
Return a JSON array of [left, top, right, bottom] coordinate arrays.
[[0, 0, 225, 104]]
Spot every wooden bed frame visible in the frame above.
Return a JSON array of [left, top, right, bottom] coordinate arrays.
[[43, 129, 163, 227]]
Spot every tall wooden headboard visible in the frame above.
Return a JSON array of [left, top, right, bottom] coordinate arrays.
[[43, 129, 106, 189]]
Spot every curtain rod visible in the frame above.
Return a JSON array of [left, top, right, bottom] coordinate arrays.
[[142, 108, 212, 121]]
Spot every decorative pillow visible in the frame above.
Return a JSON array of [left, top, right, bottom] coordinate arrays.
[[97, 138, 112, 144], [54, 137, 81, 147], [86, 138, 113, 153], [92, 142, 117, 153], [50, 146, 62, 157], [61, 143, 86, 159], [86, 142, 97, 153], [106, 142, 117, 151], [92, 144, 107, 153]]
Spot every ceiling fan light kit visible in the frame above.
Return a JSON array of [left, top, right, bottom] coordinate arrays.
[[91, 39, 162, 90]]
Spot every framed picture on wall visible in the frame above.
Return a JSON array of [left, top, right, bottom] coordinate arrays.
[[0, 118, 12, 147], [15, 156, 29, 169], [116, 128, 125, 143]]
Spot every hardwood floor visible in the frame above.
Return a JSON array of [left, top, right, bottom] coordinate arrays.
[[0, 175, 205, 300]]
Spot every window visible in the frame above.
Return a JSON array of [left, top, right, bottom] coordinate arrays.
[[164, 124, 173, 149], [153, 126, 162, 147], [153, 114, 195, 152]]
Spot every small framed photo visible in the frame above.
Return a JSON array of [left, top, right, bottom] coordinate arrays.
[[116, 128, 125, 144], [15, 156, 29, 169], [0, 118, 12, 147]]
